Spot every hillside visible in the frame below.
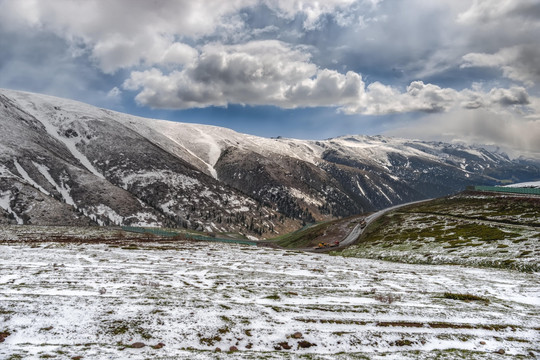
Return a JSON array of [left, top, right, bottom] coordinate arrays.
[[269, 215, 364, 249], [335, 192, 540, 272], [1, 88, 539, 238]]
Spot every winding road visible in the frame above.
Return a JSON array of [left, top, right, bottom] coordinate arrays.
[[338, 198, 433, 248]]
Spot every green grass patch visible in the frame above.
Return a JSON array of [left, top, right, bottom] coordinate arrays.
[[443, 293, 489, 302], [264, 293, 280, 300], [271, 220, 338, 248]]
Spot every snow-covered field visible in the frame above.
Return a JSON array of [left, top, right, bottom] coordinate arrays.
[[1, 240, 538, 359], [506, 181, 540, 188]]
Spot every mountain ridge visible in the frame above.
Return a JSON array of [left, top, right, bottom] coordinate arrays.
[[1, 88, 539, 238]]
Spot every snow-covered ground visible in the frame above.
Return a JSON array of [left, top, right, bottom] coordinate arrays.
[[1, 240, 538, 359], [506, 181, 540, 188]]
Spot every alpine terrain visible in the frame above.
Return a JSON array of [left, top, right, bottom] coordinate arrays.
[[1, 89, 539, 238]]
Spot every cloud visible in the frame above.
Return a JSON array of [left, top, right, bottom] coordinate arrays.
[[123, 40, 317, 108], [107, 86, 121, 98], [262, 0, 359, 29], [457, 0, 540, 24], [0, 0, 363, 73], [488, 87, 530, 106], [0, 0, 254, 72], [122, 40, 534, 117], [385, 107, 540, 158], [461, 45, 540, 86]]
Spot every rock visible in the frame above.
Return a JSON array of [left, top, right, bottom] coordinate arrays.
[[214, 347, 221, 352], [297, 340, 316, 349], [278, 342, 291, 350], [495, 349, 505, 354], [291, 332, 303, 339], [0, 331, 11, 343], [229, 346, 238, 352], [393, 339, 413, 347], [131, 342, 145, 348], [64, 128, 79, 138], [479, 341, 486, 345]]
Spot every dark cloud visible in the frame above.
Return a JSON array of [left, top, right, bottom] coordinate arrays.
[[462, 45, 540, 86], [489, 87, 530, 106]]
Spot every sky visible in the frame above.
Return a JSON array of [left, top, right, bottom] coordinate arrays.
[[0, 0, 539, 158]]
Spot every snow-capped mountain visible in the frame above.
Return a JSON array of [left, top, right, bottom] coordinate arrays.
[[1, 89, 538, 237]]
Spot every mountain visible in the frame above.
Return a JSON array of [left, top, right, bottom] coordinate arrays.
[[1, 89, 539, 238]]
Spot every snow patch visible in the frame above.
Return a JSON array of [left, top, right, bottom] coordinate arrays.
[[13, 159, 50, 195], [0, 190, 23, 224], [160, 199, 176, 216], [94, 204, 123, 225], [373, 182, 392, 204], [33, 162, 75, 206], [27, 105, 104, 179], [355, 179, 366, 197], [121, 171, 200, 189], [0, 164, 17, 178], [289, 187, 323, 207]]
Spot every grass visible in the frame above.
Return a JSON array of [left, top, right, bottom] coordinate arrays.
[[335, 192, 540, 272], [264, 294, 281, 300], [442, 293, 489, 302], [270, 221, 336, 248], [402, 194, 540, 227], [105, 319, 152, 340], [269, 215, 364, 249]]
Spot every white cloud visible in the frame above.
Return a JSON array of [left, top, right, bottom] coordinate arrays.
[[457, 0, 540, 24], [0, 0, 363, 73], [123, 40, 318, 108], [263, 0, 359, 29], [106, 86, 121, 98], [0, 0, 256, 72], [122, 40, 534, 117]]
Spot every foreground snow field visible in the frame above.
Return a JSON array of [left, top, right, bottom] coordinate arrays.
[[1, 240, 538, 359]]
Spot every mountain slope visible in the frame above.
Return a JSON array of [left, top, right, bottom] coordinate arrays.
[[0, 90, 299, 236], [1, 89, 539, 237]]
